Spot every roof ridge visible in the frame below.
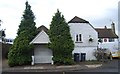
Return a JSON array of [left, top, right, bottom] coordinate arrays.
[[37, 25, 48, 33], [68, 16, 89, 23]]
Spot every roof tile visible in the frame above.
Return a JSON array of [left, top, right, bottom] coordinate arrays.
[[68, 16, 89, 23], [95, 28, 118, 38]]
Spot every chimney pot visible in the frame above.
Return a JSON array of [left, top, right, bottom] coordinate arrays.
[[111, 22, 115, 33], [104, 26, 107, 29]]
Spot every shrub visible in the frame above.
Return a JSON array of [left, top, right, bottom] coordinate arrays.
[[8, 1, 37, 67], [49, 9, 74, 65]]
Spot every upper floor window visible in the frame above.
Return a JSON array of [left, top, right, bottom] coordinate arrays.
[[109, 38, 114, 42], [98, 38, 103, 43], [75, 34, 82, 42], [104, 38, 107, 42]]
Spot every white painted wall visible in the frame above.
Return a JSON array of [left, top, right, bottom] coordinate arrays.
[[98, 38, 119, 52], [72, 47, 96, 60], [30, 30, 50, 44], [69, 23, 98, 60], [69, 23, 98, 47]]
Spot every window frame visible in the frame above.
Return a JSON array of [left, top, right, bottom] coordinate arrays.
[[109, 38, 114, 42], [75, 34, 82, 43]]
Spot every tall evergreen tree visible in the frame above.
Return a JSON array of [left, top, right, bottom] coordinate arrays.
[[49, 9, 74, 65], [8, 1, 37, 67]]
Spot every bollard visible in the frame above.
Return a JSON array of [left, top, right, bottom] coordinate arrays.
[[51, 56, 54, 65], [31, 56, 34, 65]]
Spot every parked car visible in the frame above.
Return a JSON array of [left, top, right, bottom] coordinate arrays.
[[112, 51, 120, 58]]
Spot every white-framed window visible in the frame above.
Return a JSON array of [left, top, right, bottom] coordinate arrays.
[[109, 38, 114, 42], [75, 34, 82, 42], [104, 38, 107, 42]]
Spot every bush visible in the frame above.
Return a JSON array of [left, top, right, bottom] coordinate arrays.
[[49, 9, 74, 65], [8, 1, 37, 67], [63, 58, 75, 65], [8, 37, 33, 67], [53, 56, 75, 65], [93, 48, 111, 62]]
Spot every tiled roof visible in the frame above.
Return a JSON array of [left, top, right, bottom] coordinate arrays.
[[37, 25, 48, 33], [68, 16, 89, 23], [95, 28, 118, 38]]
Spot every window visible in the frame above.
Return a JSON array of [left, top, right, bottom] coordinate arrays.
[[75, 34, 82, 42], [76, 34, 78, 42], [79, 34, 82, 41], [98, 38, 103, 43], [109, 38, 114, 42], [104, 38, 107, 42]]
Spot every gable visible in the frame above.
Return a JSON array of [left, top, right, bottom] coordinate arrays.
[[37, 25, 48, 34], [68, 16, 97, 33], [68, 16, 89, 23], [30, 30, 50, 44]]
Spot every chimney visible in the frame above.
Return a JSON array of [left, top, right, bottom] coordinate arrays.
[[104, 26, 107, 29], [111, 22, 115, 33]]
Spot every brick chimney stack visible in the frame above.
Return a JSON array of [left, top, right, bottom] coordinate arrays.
[[111, 22, 115, 33], [104, 26, 107, 29]]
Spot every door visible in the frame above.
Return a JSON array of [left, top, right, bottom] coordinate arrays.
[[74, 53, 80, 62], [34, 45, 53, 64], [81, 53, 86, 62]]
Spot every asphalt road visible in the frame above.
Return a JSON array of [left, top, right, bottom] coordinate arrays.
[[73, 59, 119, 72], [2, 59, 119, 72]]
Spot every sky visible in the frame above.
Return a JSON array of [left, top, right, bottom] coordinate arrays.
[[0, 0, 119, 39]]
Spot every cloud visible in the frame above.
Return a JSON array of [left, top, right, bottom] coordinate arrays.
[[0, 0, 119, 38]]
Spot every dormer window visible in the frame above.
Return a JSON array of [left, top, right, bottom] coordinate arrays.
[[75, 34, 82, 42]]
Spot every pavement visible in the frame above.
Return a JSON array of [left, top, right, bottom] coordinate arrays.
[[2, 59, 119, 72]]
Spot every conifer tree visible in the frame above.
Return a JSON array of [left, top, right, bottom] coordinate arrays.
[[49, 9, 74, 65], [8, 1, 37, 67]]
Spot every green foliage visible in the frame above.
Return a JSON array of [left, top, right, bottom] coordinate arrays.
[[93, 48, 112, 62], [8, 1, 37, 67], [49, 9, 74, 65]]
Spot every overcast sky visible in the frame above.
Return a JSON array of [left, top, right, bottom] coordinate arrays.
[[0, 0, 119, 39]]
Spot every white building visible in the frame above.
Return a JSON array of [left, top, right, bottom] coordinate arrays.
[[95, 22, 119, 57], [30, 16, 98, 64], [30, 16, 119, 64], [68, 16, 98, 61], [30, 25, 53, 64]]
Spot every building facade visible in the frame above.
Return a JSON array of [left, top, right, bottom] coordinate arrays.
[[68, 16, 98, 61], [95, 22, 119, 57]]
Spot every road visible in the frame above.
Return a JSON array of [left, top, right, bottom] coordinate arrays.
[[2, 59, 119, 72], [73, 59, 119, 72]]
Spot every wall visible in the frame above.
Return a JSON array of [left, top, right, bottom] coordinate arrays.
[[2, 43, 12, 59], [72, 47, 96, 60], [69, 23, 98, 47], [30, 30, 50, 44], [98, 38, 119, 52], [69, 23, 98, 60]]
